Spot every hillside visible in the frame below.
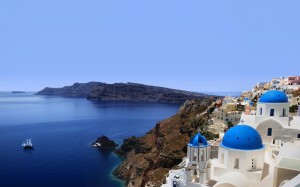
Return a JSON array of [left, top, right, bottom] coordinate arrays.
[[35, 82, 102, 97], [36, 82, 208, 104], [113, 98, 218, 186]]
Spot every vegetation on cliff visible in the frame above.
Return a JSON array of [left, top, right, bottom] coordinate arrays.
[[113, 98, 218, 186]]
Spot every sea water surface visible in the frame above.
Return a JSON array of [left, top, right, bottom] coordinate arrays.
[[0, 92, 179, 187]]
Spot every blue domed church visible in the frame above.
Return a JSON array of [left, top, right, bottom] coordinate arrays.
[[185, 131, 210, 185], [163, 90, 300, 187], [163, 125, 267, 187], [241, 90, 300, 147], [215, 125, 265, 186]]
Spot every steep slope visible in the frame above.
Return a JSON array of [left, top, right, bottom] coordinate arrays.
[[113, 98, 218, 187]]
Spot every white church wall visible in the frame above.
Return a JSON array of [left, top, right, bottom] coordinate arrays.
[[256, 103, 289, 118], [290, 116, 300, 129], [245, 150, 265, 171]]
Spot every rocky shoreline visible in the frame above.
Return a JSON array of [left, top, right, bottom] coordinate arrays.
[[112, 98, 218, 186], [92, 136, 118, 149]]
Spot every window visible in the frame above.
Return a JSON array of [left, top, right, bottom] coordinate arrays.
[[270, 109, 275, 116], [283, 109, 286, 116], [193, 150, 197, 161], [260, 108, 262, 115], [173, 181, 177, 187], [252, 158, 257, 169], [201, 150, 205, 161], [298, 134, 300, 138], [234, 158, 239, 169], [267, 128, 272, 136]]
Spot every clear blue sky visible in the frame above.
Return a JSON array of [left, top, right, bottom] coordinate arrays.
[[0, 1, 299, 92]]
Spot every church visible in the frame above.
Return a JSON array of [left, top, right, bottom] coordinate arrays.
[[162, 90, 300, 187]]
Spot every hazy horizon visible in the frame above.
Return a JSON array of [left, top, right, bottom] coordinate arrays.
[[1, 1, 299, 92], [0, 81, 245, 93]]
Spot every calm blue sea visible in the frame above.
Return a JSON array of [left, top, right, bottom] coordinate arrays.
[[201, 92, 242, 97], [0, 92, 179, 187]]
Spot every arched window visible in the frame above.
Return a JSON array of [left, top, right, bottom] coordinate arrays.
[[193, 149, 197, 161], [201, 150, 205, 161]]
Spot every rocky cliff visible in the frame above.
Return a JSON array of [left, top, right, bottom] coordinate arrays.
[[36, 82, 101, 97], [36, 82, 208, 104], [113, 98, 218, 187]]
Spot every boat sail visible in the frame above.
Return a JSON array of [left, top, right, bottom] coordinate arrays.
[[22, 139, 34, 149]]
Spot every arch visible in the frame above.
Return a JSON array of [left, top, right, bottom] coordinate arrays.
[[256, 119, 283, 143], [214, 171, 249, 187]]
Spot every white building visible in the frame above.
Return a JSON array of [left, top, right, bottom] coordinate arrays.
[[163, 131, 211, 187], [162, 90, 300, 187], [241, 90, 300, 146]]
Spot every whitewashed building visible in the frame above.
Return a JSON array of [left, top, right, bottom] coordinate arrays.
[[162, 90, 300, 187]]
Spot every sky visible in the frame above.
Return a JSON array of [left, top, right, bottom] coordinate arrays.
[[0, 0, 299, 92]]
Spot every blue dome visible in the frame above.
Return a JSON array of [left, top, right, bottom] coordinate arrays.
[[188, 132, 208, 147], [259, 90, 288, 103], [221, 125, 263, 150]]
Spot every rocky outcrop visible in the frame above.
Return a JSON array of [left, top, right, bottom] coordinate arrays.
[[36, 82, 208, 104], [92, 136, 118, 149], [12, 91, 26, 94], [36, 82, 102, 97], [113, 98, 219, 187]]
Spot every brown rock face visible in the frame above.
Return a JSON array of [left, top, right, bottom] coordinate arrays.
[[113, 98, 218, 187]]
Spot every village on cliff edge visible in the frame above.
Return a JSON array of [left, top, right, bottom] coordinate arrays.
[[161, 76, 300, 187]]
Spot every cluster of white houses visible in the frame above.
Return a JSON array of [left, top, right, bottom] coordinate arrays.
[[252, 76, 300, 107], [212, 76, 300, 132], [162, 90, 300, 187]]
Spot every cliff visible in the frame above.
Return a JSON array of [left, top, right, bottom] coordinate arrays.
[[36, 82, 208, 104], [36, 82, 102, 97], [113, 98, 218, 187]]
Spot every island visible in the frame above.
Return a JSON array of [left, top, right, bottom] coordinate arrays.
[[36, 82, 211, 104], [92, 136, 118, 149], [12, 91, 26, 94]]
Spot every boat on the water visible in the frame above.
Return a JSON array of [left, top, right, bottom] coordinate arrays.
[[22, 139, 34, 149]]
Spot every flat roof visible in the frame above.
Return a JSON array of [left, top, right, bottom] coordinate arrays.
[[277, 157, 300, 171]]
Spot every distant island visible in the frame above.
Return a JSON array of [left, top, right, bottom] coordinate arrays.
[[12, 91, 26, 94], [36, 82, 211, 104]]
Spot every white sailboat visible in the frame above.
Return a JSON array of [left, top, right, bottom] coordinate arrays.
[[22, 139, 34, 149]]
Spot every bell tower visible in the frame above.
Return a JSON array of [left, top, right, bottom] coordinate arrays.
[[185, 129, 210, 186]]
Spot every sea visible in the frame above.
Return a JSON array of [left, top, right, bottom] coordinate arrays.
[[0, 92, 180, 187], [201, 92, 242, 97]]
